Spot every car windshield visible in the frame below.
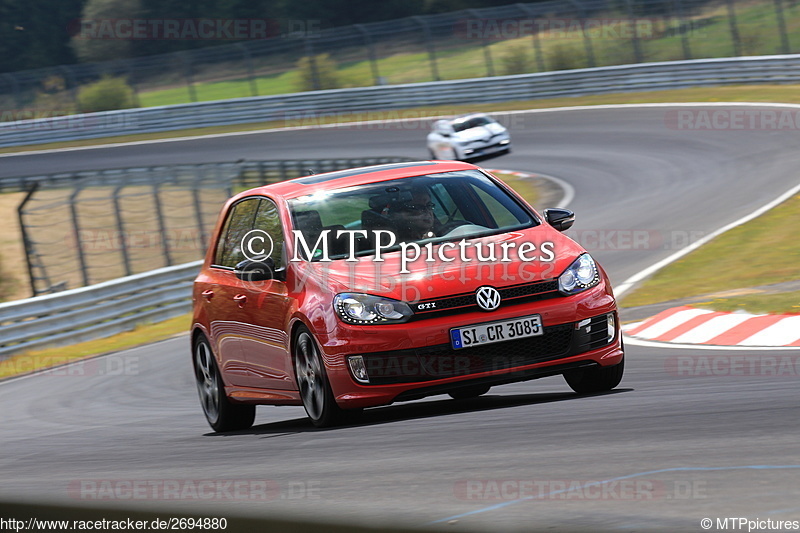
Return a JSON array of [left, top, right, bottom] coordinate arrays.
[[287, 170, 536, 261], [452, 115, 494, 132]]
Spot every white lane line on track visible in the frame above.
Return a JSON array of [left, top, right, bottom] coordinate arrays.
[[536, 172, 575, 208], [4, 101, 800, 158], [614, 178, 800, 299], [490, 169, 575, 208]]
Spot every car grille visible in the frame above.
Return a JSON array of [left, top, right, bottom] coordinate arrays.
[[411, 278, 561, 320]]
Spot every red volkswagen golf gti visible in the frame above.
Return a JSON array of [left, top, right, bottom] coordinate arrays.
[[191, 161, 624, 430]]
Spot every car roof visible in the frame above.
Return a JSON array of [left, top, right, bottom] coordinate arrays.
[[237, 160, 482, 201], [451, 113, 489, 123]]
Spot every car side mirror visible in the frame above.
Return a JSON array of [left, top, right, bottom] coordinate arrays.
[[235, 258, 284, 282], [543, 208, 575, 232]]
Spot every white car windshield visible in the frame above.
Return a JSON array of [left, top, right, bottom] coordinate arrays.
[[287, 170, 536, 260], [452, 116, 494, 132]]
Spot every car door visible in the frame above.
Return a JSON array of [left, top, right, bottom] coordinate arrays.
[[199, 197, 262, 386], [236, 198, 295, 391]]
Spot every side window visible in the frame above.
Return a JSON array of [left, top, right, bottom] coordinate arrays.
[[429, 182, 458, 222], [253, 198, 284, 266], [214, 198, 261, 268]]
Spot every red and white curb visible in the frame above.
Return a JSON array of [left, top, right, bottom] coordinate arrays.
[[623, 306, 800, 347]]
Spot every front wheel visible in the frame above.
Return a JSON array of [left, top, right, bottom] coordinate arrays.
[[193, 336, 255, 432], [564, 357, 624, 394], [294, 326, 353, 427]]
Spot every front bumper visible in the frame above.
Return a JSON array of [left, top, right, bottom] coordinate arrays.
[[461, 139, 511, 159], [320, 283, 621, 408], [356, 313, 613, 385]]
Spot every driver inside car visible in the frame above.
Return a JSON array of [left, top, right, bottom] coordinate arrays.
[[385, 186, 437, 242]]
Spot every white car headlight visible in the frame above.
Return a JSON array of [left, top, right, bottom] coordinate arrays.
[[334, 293, 414, 324], [558, 254, 600, 295]]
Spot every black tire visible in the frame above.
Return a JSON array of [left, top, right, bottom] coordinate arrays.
[[448, 385, 491, 400], [193, 335, 256, 432], [564, 356, 624, 394], [294, 326, 351, 428]]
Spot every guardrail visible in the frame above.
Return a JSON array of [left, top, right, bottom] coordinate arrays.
[[0, 261, 201, 360], [3, 54, 800, 148]]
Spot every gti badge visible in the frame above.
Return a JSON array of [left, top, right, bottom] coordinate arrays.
[[475, 286, 501, 311]]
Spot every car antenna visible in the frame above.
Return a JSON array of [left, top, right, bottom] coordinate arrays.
[[307, 168, 316, 175]]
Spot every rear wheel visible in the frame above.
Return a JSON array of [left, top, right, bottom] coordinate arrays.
[[449, 385, 491, 400], [294, 326, 353, 427], [193, 335, 255, 432], [564, 357, 624, 394]]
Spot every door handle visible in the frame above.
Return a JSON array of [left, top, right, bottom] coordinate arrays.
[[201, 289, 214, 301], [233, 294, 247, 307]]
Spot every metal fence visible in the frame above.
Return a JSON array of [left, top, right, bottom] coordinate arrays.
[[15, 157, 413, 297], [0, 0, 797, 118]]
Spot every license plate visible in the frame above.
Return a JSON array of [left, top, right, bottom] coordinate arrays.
[[450, 314, 543, 350]]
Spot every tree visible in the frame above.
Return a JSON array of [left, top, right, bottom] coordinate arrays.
[[0, 0, 86, 73], [71, 0, 143, 62]]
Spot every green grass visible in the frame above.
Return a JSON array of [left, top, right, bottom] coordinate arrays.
[[621, 193, 800, 310], [692, 291, 800, 315]]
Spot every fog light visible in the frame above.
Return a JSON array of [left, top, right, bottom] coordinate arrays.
[[607, 313, 616, 342], [347, 355, 369, 384]]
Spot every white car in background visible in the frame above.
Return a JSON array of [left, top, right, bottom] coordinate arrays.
[[427, 113, 511, 161]]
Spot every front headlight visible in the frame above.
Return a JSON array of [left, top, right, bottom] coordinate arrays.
[[558, 254, 600, 295], [333, 293, 414, 324]]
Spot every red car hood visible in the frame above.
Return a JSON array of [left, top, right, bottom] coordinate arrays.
[[301, 225, 586, 301]]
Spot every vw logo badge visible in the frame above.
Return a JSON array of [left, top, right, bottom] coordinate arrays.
[[475, 286, 501, 311]]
